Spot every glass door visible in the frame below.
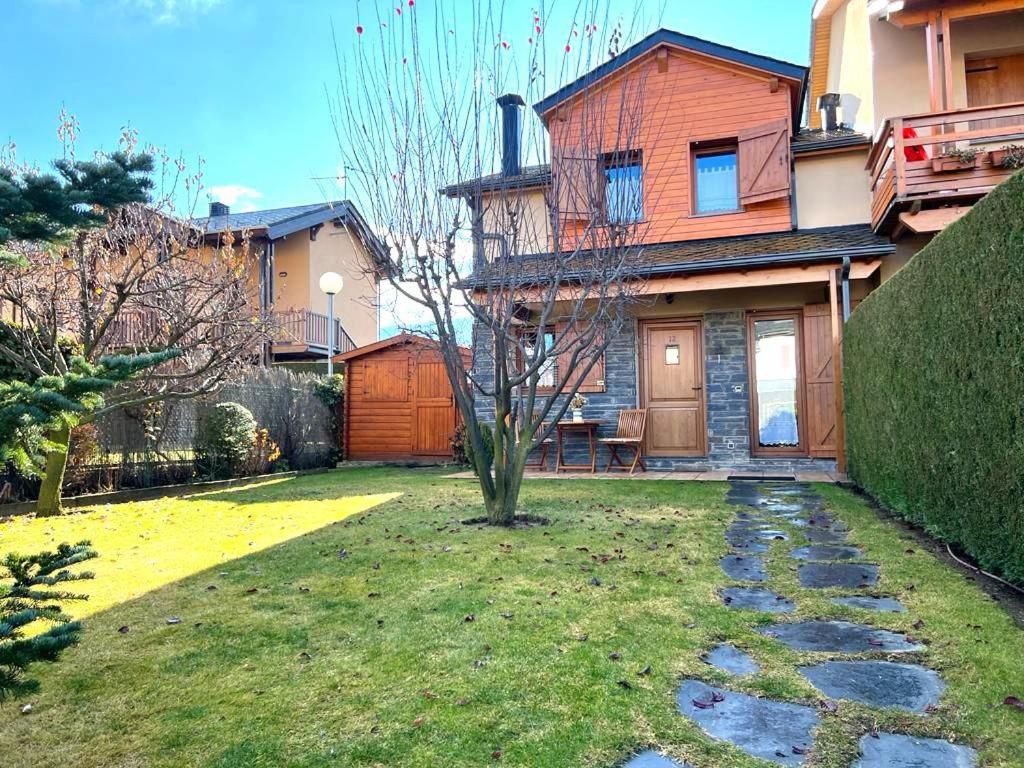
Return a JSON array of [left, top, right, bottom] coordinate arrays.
[[748, 312, 805, 456]]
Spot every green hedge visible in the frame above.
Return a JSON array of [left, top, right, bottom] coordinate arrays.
[[844, 171, 1024, 584]]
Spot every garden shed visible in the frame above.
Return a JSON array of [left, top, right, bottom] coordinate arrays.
[[336, 334, 470, 461]]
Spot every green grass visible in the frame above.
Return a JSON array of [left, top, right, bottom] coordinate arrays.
[[1, 469, 1023, 767]]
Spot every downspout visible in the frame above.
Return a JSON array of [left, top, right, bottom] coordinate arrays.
[[840, 255, 851, 323]]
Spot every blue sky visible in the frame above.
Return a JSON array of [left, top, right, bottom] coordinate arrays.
[[6, 0, 813, 216]]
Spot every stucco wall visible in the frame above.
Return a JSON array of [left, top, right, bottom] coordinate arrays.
[[272, 235, 310, 311], [306, 225, 379, 346], [480, 188, 551, 259], [828, 0, 875, 133], [794, 150, 873, 229]]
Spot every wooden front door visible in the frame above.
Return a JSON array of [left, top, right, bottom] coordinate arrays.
[[640, 320, 706, 457], [802, 304, 837, 457], [413, 358, 456, 456]]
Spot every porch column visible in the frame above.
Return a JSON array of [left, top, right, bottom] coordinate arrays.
[[925, 11, 955, 111], [829, 269, 847, 475]]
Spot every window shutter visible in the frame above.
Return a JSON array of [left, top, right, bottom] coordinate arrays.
[[553, 153, 598, 221], [737, 118, 791, 205], [555, 320, 606, 394]]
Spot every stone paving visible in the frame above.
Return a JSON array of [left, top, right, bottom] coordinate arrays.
[[656, 480, 977, 767]]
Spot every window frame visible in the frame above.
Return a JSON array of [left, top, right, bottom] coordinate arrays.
[[516, 327, 558, 392], [599, 149, 645, 225], [690, 140, 742, 218]]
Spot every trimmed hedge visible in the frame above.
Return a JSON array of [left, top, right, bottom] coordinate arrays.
[[844, 171, 1024, 584]]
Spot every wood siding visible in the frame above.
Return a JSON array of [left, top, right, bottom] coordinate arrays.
[[808, 15, 833, 130], [548, 45, 795, 248], [802, 304, 838, 457]]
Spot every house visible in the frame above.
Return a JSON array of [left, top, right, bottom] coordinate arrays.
[[195, 200, 385, 362], [448, 7, 1024, 475]]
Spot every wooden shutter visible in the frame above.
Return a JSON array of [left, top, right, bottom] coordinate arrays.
[[556, 321, 606, 394], [553, 153, 598, 221], [737, 118, 791, 205], [802, 304, 836, 458]]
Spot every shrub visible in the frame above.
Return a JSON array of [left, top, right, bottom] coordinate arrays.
[[844, 170, 1024, 584], [195, 402, 257, 479], [313, 373, 345, 462], [242, 427, 283, 476]]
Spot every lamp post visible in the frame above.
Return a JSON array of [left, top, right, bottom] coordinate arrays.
[[319, 271, 344, 375]]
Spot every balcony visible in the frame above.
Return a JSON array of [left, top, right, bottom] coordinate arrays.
[[272, 308, 356, 357], [106, 308, 356, 359], [868, 101, 1024, 237]]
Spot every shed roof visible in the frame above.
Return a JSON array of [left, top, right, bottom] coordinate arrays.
[[333, 333, 470, 363]]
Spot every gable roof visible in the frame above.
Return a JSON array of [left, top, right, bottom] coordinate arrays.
[[441, 164, 552, 197], [533, 28, 808, 120], [195, 200, 387, 262], [333, 332, 471, 363]]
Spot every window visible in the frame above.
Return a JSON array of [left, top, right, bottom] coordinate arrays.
[[748, 313, 804, 455], [520, 329, 557, 388], [693, 146, 739, 214], [601, 151, 643, 224]]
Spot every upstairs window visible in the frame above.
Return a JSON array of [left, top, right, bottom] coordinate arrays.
[[519, 329, 557, 388], [693, 146, 739, 214], [601, 151, 643, 224]]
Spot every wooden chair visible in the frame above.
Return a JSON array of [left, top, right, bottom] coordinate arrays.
[[524, 412, 553, 471], [599, 409, 648, 474]]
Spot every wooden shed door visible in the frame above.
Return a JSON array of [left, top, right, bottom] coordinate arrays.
[[802, 304, 836, 458], [413, 359, 455, 456], [640, 320, 706, 457]]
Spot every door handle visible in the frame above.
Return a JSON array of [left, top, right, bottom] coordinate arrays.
[[692, 386, 703, 391]]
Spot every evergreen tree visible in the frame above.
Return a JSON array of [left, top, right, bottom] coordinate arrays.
[[0, 541, 97, 700]]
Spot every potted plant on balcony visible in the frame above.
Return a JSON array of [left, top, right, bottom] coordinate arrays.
[[570, 392, 588, 422], [991, 144, 1024, 169], [932, 147, 985, 173]]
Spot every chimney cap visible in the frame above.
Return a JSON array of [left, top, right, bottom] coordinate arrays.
[[496, 93, 525, 107], [209, 201, 230, 217], [817, 92, 841, 108]]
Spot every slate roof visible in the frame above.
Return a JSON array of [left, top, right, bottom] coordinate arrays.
[[792, 127, 871, 154], [463, 225, 893, 287], [442, 164, 552, 197]]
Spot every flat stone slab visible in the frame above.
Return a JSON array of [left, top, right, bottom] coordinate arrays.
[[722, 587, 795, 613], [705, 644, 760, 676], [721, 554, 768, 582], [799, 661, 944, 712], [832, 595, 906, 613], [853, 732, 977, 768], [676, 680, 818, 766], [727, 538, 770, 554], [799, 562, 879, 588], [759, 621, 923, 653], [790, 545, 864, 561], [621, 750, 691, 768], [804, 527, 849, 544]]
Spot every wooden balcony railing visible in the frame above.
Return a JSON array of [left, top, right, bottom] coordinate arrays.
[[868, 101, 1024, 234], [273, 309, 356, 356]]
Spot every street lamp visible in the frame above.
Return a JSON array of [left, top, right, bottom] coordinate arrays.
[[319, 271, 344, 375]]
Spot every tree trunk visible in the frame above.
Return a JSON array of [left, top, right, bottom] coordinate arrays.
[[483, 444, 528, 526], [36, 422, 71, 516]]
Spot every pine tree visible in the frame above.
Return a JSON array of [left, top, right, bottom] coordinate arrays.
[[0, 541, 98, 700]]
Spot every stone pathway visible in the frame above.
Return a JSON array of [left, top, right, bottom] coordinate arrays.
[[654, 480, 977, 767]]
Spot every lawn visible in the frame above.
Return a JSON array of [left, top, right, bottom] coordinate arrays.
[[1, 468, 1023, 767]]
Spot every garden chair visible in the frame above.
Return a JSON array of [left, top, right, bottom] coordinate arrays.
[[599, 408, 648, 474], [524, 412, 553, 471]]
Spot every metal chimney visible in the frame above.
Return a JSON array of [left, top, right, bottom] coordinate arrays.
[[496, 93, 526, 177], [817, 92, 841, 132], [209, 201, 230, 217]]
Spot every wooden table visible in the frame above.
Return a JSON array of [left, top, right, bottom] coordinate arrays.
[[555, 419, 604, 473]]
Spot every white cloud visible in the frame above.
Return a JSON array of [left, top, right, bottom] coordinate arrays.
[[122, 0, 224, 24], [207, 184, 262, 212]]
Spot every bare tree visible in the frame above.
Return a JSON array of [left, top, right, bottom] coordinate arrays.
[[0, 133, 271, 513], [333, 2, 675, 524]]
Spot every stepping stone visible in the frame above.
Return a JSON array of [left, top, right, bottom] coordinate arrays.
[[832, 595, 906, 613], [790, 545, 864, 561], [799, 661, 944, 712], [621, 750, 691, 768], [721, 554, 768, 582], [852, 732, 977, 768], [799, 562, 879, 588], [759, 621, 923, 653], [676, 680, 818, 766], [704, 644, 759, 676], [804, 527, 849, 544], [722, 587, 795, 613], [728, 539, 770, 554]]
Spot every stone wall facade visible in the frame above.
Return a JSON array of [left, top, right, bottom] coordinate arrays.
[[469, 314, 836, 474]]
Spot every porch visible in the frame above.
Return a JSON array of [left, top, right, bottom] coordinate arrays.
[[270, 308, 357, 359]]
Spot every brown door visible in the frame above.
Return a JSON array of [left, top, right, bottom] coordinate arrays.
[[640, 320, 706, 457], [802, 304, 836, 458], [967, 54, 1024, 131], [413, 358, 456, 456]]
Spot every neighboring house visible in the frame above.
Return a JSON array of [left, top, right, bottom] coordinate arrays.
[[448, 7, 1024, 474], [195, 201, 385, 362]]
